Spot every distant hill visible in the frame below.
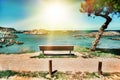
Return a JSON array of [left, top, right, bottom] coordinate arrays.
[[0, 27, 17, 33]]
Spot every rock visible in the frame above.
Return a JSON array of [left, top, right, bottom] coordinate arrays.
[[0, 38, 5, 43], [24, 29, 48, 35], [0, 27, 18, 39], [73, 34, 82, 37], [1, 34, 18, 38], [0, 27, 24, 48], [111, 38, 120, 40], [0, 45, 3, 48], [88, 31, 120, 37], [5, 43, 14, 47], [16, 41, 24, 45]]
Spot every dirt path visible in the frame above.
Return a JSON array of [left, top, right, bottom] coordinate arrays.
[[0, 52, 120, 73]]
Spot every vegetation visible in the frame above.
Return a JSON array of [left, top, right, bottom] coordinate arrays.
[[74, 46, 117, 58], [80, 0, 120, 51], [0, 70, 47, 79], [83, 72, 99, 78], [31, 53, 77, 58], [16, 71, 47, 78], [0, 70, 120, 80], [31, 46, 118, 58], [0, 70, 17, 78]]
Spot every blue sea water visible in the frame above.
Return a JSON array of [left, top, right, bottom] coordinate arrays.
[[0, 31, 120, 53]]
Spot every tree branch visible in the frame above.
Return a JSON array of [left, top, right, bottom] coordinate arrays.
[[95, 13, 112, 27]]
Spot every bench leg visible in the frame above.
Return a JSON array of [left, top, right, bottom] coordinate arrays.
[[69, 50, 71, 54], [42, 50, 44, 54]]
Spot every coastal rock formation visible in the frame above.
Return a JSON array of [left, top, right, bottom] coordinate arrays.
[[0, 26, 17, 33], [0, 26, 18, 38], [0, 34, 18, 38], [88, 31, 120, 37], [0, 26, 24, 48], [110, 38, 120, 41], [24, 29, 48, 35], [16, 41, 24, 45]]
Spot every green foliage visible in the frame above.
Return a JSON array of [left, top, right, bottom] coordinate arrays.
[[103, 73, 111, 76], [81, 0, 120, 16], [84, 72, 99, 78], [0, 70, 48, 78], [37, 53, 77, 58], [74, 46, 116, 58], [0, 70, 120, 79], [74, 46, 89, 52], [90, 50, 116, 57], [17, 71, 47, 78], [38, 54, 45, 58], [0, 70, 17, 78], [53, 72, 67, 79]]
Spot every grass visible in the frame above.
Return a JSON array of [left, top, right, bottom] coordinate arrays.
[[0, 70, 120, 80], [0, 46, 118, 58], [83, 72, 100, 78], [52, 72, 68, 79], [31, 53, 77, 58], [0, 70, 48, 79], [0, 70, 70, 79], [17, 71, 48, 78], [74, 46, 117, 58], [0, 70, 17, 78]]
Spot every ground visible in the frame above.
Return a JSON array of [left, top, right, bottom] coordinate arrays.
[[0, 51, 120, 80]]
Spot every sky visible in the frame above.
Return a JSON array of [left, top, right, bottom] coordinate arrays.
[[0, 0, 120, 30]]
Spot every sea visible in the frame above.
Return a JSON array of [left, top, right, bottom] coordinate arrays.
[[0, 30, 120, 53]]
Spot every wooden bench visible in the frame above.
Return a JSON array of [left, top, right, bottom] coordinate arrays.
[[39, 45, 74, 54]]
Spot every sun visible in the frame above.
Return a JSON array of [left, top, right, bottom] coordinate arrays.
[[39, 2, 69, 25], [45, 4, 64, 21]]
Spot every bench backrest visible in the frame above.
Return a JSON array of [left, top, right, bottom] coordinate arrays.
[[39, 46, 74, 51]]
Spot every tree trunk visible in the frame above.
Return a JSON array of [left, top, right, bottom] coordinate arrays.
[[90, 15, 112, 51]]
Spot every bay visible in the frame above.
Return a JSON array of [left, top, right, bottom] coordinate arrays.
[[0, 31, 120, 53]]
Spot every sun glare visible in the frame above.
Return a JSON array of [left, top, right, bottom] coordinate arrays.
[[40, 2, 69, 25], [12, 1, 73, 30]]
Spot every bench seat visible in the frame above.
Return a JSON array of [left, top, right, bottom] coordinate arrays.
[[39, 45, 74, 54]]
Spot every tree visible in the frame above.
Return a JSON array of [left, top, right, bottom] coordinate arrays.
[[80, 0, 120, 51]]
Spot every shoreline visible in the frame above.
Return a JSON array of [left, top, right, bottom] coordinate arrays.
[[0, 46, 120, 54]]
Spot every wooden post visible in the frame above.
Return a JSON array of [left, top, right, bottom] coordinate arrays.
[[49, 60, 52, 77], [98, 61, 102, 75]]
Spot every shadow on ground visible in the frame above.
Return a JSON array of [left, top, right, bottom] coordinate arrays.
[[30, 53, 77, 58], [96, 48, 120, 55]]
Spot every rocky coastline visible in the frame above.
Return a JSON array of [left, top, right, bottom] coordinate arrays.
[[88, 31, 120, 37], [0, 26, 24, 48], [73, 31, 120, 38], [0, 27, 17, 33], [110, 38, 120, 41]]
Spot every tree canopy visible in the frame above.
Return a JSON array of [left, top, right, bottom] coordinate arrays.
[[80, 0, 120, 51], [80, 0, 120, 17]]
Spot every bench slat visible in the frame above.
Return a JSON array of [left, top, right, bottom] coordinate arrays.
[[40, 46, 73, 51], [39, 46, 74, 54]]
